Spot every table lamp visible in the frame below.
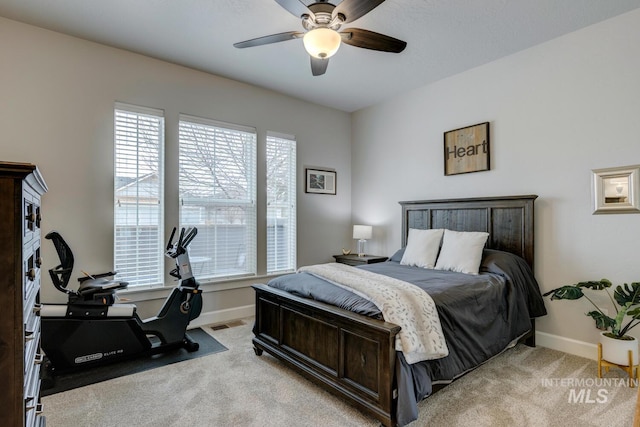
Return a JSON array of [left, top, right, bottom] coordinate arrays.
[[353, 225, 372, 257]]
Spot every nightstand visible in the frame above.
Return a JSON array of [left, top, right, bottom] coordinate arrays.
[[333, 254, 388, 266]]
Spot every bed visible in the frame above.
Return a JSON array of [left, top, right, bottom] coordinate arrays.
[[251, 195, 546, 426]]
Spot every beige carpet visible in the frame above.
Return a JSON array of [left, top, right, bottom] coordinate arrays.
[[43, 319, 637, 427]]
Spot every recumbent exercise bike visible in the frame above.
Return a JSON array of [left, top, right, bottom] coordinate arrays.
[[41, 227, 203, 372]]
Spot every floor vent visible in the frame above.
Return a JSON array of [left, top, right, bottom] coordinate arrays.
[[210, 320, 245, 330]]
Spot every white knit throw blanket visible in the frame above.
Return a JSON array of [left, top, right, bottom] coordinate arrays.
[[298, 263, 449, 364]]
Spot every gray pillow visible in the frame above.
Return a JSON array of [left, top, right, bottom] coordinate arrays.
[[389, 248, 405, 262]]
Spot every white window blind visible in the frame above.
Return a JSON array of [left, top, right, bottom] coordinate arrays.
[[178, 114, 257, 280], [114, 103, 165, 287], [266, 132, 296, 274]]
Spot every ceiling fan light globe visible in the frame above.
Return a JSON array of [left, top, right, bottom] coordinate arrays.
[[303, 28, 341, 59]]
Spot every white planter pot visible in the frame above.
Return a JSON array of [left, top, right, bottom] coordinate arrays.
[[600, 331, 639, 366]]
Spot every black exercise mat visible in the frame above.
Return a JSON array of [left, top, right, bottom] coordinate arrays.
[[41, 328, 227, 396]]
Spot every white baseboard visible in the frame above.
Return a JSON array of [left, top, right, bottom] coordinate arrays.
[[188, 304, 255, 329], [536, 331, 597, 361]]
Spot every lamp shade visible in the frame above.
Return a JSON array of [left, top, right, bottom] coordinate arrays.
[[303, 28, 341, 59], [353, 225, 372, 240]]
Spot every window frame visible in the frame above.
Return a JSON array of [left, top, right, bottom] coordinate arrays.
[[178, 114, 258, 281], [113, 102, 165, 288], [266, 131, 297, 274]]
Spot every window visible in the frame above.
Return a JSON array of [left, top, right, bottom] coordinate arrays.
[[266, 132, 296, 273], [114, 103, 165, 287], [178, 114, 257, 280]]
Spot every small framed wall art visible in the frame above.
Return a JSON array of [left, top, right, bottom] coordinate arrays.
[[444, 122, 490, 176], [592, 165, 640, 214], [305, 168, 336, 195]]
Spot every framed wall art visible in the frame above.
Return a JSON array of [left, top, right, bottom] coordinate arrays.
[[592, 165, 640, 214], [305, 168, 336, 195], [444, 122, 490, 176]]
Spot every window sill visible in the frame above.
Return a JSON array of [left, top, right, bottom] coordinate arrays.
[[118, 272, 292, 302]]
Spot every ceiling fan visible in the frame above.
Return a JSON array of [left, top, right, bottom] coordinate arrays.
[[233, 0, 407, 76]]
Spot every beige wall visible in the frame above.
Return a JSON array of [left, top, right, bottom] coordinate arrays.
[[0, 17, 352, 321], [351, 9, 640, 357]]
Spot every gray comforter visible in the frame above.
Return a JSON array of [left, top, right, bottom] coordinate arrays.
[[267, 249, 547, 426]]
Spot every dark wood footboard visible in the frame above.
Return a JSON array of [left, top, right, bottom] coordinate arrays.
[[252, 284, 401, 427]]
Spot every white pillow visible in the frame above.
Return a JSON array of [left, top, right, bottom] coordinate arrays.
[[434, 229, 489, 275], [400, 228, 444, 268]]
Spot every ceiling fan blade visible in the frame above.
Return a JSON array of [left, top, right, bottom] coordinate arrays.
[[275, 0, 313, 18], [333, 0, 386, 24], [340, 28, 406, 53], [234, 31, 303, 49], [310, 57, 329, 76]]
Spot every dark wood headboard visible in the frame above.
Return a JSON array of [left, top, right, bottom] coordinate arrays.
[[399, 195, 537, 268]]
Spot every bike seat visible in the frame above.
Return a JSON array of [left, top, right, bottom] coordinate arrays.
[[78, 278, 128, 295], [46, 232, 129, 306]]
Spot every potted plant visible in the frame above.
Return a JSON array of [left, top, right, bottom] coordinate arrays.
[[544, 279, 640, 366]]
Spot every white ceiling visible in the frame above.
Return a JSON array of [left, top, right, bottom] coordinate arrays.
[[1, 0, 639, 112]]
